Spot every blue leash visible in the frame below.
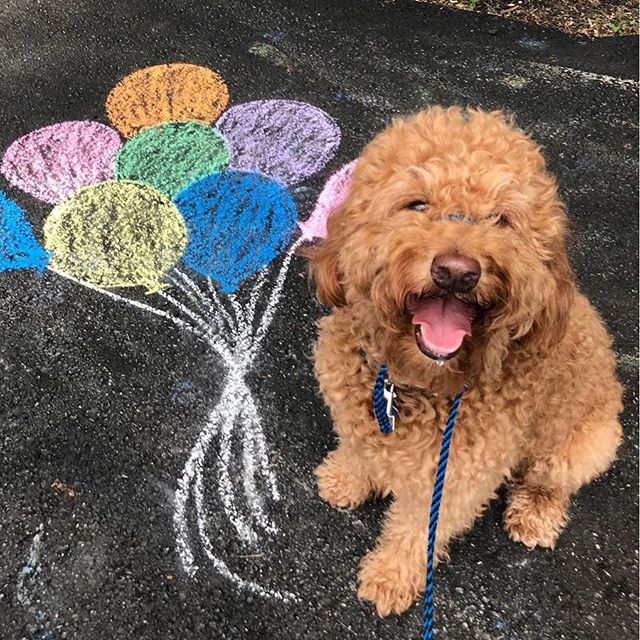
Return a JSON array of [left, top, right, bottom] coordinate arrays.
[[373, 363, 466, 639], [422, 386, 465, 639]]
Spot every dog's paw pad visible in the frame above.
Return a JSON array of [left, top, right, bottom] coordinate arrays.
[[314, 455, 372, 510], [504, 486, 568, 549], [357, 550, 419, 616]]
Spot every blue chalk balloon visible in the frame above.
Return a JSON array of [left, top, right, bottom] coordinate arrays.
[[173, 170, 297, 293], [0, 191, 49, 272]]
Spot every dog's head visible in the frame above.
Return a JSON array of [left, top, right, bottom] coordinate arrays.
[[306, 107, 574, 383]]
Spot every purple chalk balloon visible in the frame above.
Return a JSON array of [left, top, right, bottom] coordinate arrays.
[[217, 100, 341, 185], [1, 121, 122, 203], [299, 160, 357, 240]]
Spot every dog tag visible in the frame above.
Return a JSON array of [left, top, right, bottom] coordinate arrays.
[[383, 380, 399, 431]]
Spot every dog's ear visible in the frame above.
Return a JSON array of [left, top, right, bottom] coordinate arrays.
[[300, 205, 347, 307], [508, 168, 576, 353], [523, 237, 575, 353]]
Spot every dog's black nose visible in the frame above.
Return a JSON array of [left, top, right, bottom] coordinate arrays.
[[431, 254, 481, 292]]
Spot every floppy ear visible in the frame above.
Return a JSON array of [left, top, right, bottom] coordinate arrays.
[[522, 238, 575, 353], [300, 204, 347, 307]]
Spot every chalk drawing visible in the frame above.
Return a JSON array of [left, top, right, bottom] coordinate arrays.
[[173, 239, 303, 604], [217, 100, 341, 185], [0, 192, 49, 272], [43, 181, 187, 294], [299, 159, 357, 240], [17, 523, 58, 639], [115, 122, 229, 197], [166, 270, 232, 337], [106, 63, 229, 138], [174, 170, 298, 293], [1, 61, 342, 604], [1, 121, 122, 204]]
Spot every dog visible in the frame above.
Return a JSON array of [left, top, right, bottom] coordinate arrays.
[[304, 106, 623, 616]]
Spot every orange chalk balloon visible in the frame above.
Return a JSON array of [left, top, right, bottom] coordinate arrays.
[[106, 63, 229, 138]]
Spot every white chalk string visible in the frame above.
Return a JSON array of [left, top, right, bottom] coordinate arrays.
[[47, 267, 211, 344], [239, 398, 280, 535], [251, 238, 303, 357], [172, 269, 235, 335], [213, 378, 260, 545], [157, 290, 233, 364], [245, 265, 270, 331], [193, 449, 299, 603], [206, 276, 236, 328], [167, 271, 229, 336], [244, 391, 281, 501]]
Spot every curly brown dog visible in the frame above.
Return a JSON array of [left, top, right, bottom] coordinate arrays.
[[304, 106, 623, 616]]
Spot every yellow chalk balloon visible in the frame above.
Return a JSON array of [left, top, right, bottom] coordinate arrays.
[[44, 181, 187, 293]]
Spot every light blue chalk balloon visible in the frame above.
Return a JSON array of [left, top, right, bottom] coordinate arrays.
[[0, 191, 49, 272]]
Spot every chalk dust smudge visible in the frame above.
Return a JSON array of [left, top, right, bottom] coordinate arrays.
[[17, 524, 59, 639], [248, 42, 298, 72]]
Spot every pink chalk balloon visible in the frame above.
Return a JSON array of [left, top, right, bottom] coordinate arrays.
[[1, 121, 122, 203], [299, 160, 357, 240]]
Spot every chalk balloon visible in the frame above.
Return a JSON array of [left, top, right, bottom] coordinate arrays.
[[299, 159, 357, 240], [0, 191, 49, 272], [44, 181, 187, 293], [217, 100, 340, 185], [1, 121, 122, 204], [174, 170, 297, 293]]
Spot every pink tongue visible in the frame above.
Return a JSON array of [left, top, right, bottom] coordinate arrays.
[[411, 297, 474, 356]]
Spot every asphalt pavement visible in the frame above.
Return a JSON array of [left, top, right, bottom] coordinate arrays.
[[0, 1, 637, 639]]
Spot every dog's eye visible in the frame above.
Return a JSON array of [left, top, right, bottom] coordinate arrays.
[[488, 212, 509, 226], [406, 200, 429, 212]]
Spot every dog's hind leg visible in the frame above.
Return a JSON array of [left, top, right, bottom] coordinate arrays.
[[504, 410, 622, 549], [315, 443, 380, 509]]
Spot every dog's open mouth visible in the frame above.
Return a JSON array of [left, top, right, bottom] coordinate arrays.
[[410, 295, 479, 361]]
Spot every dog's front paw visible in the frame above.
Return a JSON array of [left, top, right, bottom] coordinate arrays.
[[357, 548, 420, 616], [504, 485, 568, 549], [315, 451, 372, 509]]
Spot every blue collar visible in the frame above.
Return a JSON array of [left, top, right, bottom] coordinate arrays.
[[372, 361, 467, 434]]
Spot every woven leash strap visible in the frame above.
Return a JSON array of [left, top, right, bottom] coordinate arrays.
[[372, 364, 466, 638], [422, 386, 466, 640]]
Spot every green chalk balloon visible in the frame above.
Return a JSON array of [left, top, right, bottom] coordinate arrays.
[[115, 121, 229, 197]]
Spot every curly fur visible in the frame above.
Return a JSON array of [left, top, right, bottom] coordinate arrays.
[[304, 107, 623, 616]]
